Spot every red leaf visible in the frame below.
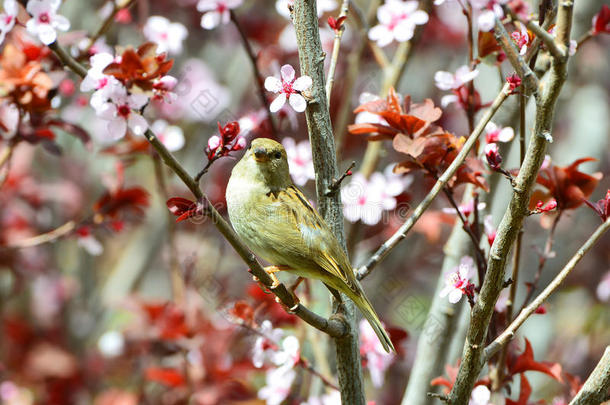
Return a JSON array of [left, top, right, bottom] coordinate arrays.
[[229, 300, 254, 325], [144, 367, 186, 388], [166, 197, 198, 222], [592, 4, 610, 35], [508, 338, 563, 382], [506, 374, 532, 405]]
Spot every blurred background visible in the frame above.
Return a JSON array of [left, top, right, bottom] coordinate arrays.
[[0, 0, 608, 404]]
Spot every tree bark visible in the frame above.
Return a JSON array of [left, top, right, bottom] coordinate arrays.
[[293, 1, 366, 403]]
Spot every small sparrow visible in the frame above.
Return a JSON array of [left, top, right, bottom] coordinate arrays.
[[226, 138, 395, 352]]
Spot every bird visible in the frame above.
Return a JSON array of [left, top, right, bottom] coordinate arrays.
[[226, 138, 395, 352]]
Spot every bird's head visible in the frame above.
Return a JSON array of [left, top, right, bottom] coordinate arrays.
[[235, 138, 292, 189]]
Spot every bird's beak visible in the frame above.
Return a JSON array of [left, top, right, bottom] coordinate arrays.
[[253, 147, 269, 163]]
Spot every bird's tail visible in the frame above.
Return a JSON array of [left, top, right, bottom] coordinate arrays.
[[352, 290, 395, 353]]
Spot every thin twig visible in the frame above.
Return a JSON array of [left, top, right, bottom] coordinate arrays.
[[230, 11, 278, 137], [326, 0, 350, 105], [47, 40, 348, 339], [483, 219, 610, 363], [82, 0, 137, 58], [357, 83, 512, 280], [5, 221, 76, 248], [325, 161, 355, 195], [521, 210, 562, 308], [493, 18, 538, 96], [508, 10, 565, 60]]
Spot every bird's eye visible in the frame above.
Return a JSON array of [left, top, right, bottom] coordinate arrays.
[[274, 151, 282, 159], [247, 145, 252, 151]]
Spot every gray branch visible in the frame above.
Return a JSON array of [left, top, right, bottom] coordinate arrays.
[[293, 0, 365, 403]]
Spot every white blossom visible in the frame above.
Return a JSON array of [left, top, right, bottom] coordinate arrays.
[[197, 0, 242, 30], [143, 16, 188, 54], [282, 137, 315, 186], [264, 64, 312, 113], [26, 0, 70, 45], [368, 0, 428, 47]]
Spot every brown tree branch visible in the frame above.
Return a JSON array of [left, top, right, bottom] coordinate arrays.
[[325, 0, 349, 105], [448, 2, 574, 402], [230, 11, 278, 137], [484, 219, 610, 363], [293, 0, 365, 402], [47, 40, 348, 339], [568, 346, 610, 405]]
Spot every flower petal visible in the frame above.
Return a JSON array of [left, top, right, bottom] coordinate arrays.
[[280, 64, 295, 82], [288, 93, 306, 112], [269, 94, 286, 112], [292, 75, 312, 92], [264, 76, 283, 93]]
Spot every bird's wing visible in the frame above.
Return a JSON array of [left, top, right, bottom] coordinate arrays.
[[271, 185, 359, 293]]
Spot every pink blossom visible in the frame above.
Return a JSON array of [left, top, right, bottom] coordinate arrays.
[[143, 16, 187, 54], [341, 166, 411, 225], [197, 0, 242, 30], [251, 320, 283, 368], [282, 137, 315, 186], [469, 385, 491, 405], [368, 0, 429, 47], [359, 319, 394, 387], [0, 0, 18, 45], [439, 256, 476, 304], [150, 120, 185, 152], [485, 122, 514, 143], [257, 334, 300, 405], [258, 366, 296, 405], [471, 0, 508, 32], [265, 64, 312, 113], [484, 215, 496, 246], [484, 142, 502, 170], [152, 75, 178, 103], [96, 85, 149, 140], [80, 52, 122, 111], [442, 200, 486, 218], [596, 271, 610, 302], [506, 73, 522, 93], [511, 25, 530, 55], [435, 65, 479, 91], [276, 0, 337, 19], [75, 226, 103, 255], [25, 0, 70, 45], [0, 101, 19, 138]]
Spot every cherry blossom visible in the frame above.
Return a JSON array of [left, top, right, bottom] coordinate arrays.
[[251, 320, 284, 368], [596, 271, 610, 302], [511, 25, 530, 55], [484, 142, 502, 170], [485, 122, 514, 143], [143, 16, 188, 54], [342, 166, 411, 225], [150, 120, 185, 152], [484, 215, 496, 246], [282, 137, 315, 186], [96, 86, 149, 140], [257, 335, 300, 405], [275, 0, 337, 19], [264, 64, 312, 113], [80, 52, 122, 111], [152, 75, 178, 103], [0, 0, 17, 45], [197, 0, 243, 30], [469, 385, 491, 405], [258, 365, 296, 405], [470, 0, 508, 32], [359, 319, 394, 387], [76, 226, 103, 255], [25, 0, 70, 45], [439, 256, 476, 304], [368, 0, 429, 47], [442, 200, 486, 218], [435, 65, 479, 91], [97, 330, 125, 358]]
